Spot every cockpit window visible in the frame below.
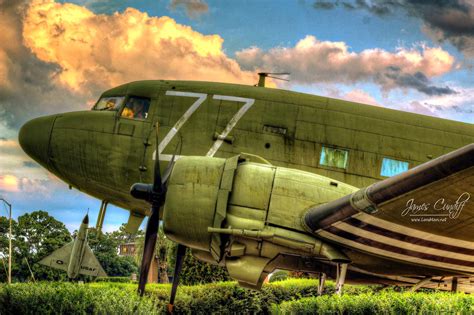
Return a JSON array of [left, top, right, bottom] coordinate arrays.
[[121, 96, 150, 120], [93, 96, 125, 111]]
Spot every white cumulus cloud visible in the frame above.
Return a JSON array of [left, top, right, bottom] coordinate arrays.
[[236, 35, 456, 95]]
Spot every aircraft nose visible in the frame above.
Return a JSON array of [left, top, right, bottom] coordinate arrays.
[[19, 115, 56, 168]]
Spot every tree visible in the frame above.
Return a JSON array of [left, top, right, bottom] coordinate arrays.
[[108, 224, 144, 245], [169, 246, 231, 285], [14, 210, 71, 282], [269, 270, 289, 282], [134, 225, 231, 285], [134, 226, 169, 283], [0, 211, 139, 283], [0, 216, 11, 253], [86, 228, 138, 277], [0, 216, 16, 283]]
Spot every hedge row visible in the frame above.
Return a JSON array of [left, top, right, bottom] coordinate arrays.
[[95, 276, 136, 283], [0, 279, 374, 314], [0, 282, 158, 315], [4, 280, 470, 314], [272, 291, 474, 315]]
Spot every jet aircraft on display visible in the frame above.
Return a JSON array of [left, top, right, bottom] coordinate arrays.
[[19, 75, 473, 310], [38, 214, 106, 279]]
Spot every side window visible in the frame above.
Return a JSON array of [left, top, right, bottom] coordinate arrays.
[[319, 146, 349, 169], [380, 158, 409, 177], [93, 96, 124, 111], [121, 96, 151, 120]]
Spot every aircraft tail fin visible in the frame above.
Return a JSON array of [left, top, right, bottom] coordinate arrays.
[[37, 241, 74, 272]]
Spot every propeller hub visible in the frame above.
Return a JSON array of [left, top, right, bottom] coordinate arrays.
[[130, 183, 154, 202]]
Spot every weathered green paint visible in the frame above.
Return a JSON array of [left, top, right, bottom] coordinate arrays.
[[163, 154, 355, 288], [19, 79, 474, 290], [20, 80, 473, 214]]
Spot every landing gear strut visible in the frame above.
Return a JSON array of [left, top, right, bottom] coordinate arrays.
[[96, 200, 108, 234], [451, 277, 458, 292], [318, 272, 326, 295], [335, 263, 348, 295]]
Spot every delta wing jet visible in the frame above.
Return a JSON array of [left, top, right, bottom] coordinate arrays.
[[38, 214, 106, 279]]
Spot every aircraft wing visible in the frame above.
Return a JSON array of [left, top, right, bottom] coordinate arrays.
[[79, 244, 107, 277], [37, 241, 74, 272], [303, 143, 474, 274]]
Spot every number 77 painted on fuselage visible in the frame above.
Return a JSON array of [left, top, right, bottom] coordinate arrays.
[[153, 91, 255, 161]]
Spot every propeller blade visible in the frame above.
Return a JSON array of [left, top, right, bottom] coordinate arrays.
[[137, 123, 165, 296], [167, 244, 187, 314], [152, 124, 163, 194], [162, 138, 181, 185], [162, 154, 177, 184], [137, 206, 160, 296], [267, 75, 289, 82]]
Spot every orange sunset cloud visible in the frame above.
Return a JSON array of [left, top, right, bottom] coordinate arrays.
[[0, 175, 19, 193], [23, 0, 256, 94]]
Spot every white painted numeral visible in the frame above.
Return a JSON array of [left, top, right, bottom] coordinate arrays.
[[153, 91, 206, 161], [153, 91, 255, 161], [206, 95, 255, 157]]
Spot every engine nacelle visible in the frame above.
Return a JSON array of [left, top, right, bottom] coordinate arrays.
[[163, 156, 229, 252], [163, 154, 356, 289]]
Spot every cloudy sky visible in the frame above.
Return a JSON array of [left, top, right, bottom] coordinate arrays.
[[0, 0, 473, 232]]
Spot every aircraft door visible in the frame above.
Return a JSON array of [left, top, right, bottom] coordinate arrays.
[[114, 95, 156, 185]]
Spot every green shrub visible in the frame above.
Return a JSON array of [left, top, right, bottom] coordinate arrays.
[[95, 276, 135, 283], [176, 248, 232, 285], [3, 281, 469, 315], [0, 282, 161, 314], [269, 270, 289, 283], [0, 279, 374, 314], [272, 290, 474, 315]]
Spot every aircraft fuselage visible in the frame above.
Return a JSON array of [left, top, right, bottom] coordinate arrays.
[[19, 80, 474, 216], [68, 215, 89, 278], [20, 80, 474, 289]]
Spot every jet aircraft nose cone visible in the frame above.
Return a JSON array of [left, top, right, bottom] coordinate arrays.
[[19, 115, 56, 168]]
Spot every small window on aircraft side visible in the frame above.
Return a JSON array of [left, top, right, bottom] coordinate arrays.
[[121, 96, 150, 120], [93, 96, 125, 111], [380, 158, 409, 177], [319, 146, 349, 169]]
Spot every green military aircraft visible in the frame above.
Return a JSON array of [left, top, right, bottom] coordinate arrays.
[[38, 214, 106, 279], [19, 75, 473, 310]]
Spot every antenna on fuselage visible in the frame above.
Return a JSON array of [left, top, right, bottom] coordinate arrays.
[[257, 72, 290, 87]]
